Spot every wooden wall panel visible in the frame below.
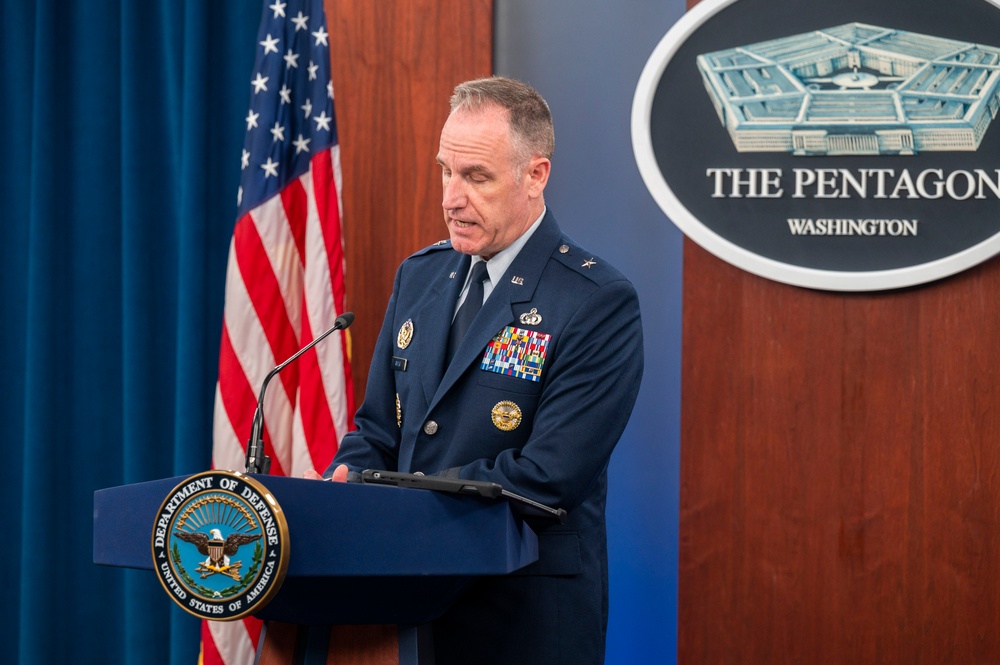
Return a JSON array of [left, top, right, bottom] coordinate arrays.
[[324, 0, 493, 406], [679, 238, 1000, 663], [679, 0, 1000, 660]]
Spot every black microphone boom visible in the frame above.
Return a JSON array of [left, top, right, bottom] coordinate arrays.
[[244, 311, 355, 474]]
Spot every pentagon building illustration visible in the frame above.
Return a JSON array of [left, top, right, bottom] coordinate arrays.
[[696, 23, 1000, 155]]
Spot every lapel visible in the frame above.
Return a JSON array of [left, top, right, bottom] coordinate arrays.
[[417, 252, 470, 406], [429, 211, 562, 410]]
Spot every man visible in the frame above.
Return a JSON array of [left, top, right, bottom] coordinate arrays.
[[311, 76, 643, 664]]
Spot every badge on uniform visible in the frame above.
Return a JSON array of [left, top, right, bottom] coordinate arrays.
[[519, 308, 542, 325], [397, 319, 413, 349], [491, 401, 522, 431], [481, 326, 551, 382]]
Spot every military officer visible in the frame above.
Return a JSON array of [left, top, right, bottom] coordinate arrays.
[[307, 76, 643, 665]]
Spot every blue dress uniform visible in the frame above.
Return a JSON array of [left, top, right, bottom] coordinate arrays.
[[330, 210, 644, 665]]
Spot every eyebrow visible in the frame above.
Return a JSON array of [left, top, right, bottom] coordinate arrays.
[[436, 158, 491, 176]]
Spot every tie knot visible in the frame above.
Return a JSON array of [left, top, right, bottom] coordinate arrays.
[[448, 260, 490, 363], [469, 260, 489, 285]]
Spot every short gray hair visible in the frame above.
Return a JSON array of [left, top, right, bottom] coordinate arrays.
[[450, 76, 555, 168]]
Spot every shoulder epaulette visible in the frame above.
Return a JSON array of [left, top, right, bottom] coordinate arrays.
[[551, 237, 623, 284], [408, 239, 453, 259]]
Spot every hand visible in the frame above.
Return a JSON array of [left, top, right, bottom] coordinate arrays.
[[302, 464, 350, 482]]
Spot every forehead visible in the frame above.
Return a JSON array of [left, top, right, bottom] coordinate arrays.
[[437, 106, 514, 169]]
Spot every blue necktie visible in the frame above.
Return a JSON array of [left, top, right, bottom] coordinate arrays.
[[447, 261, 489, 362]]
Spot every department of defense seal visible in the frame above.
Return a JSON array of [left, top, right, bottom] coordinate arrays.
[[491, 401, 523, 432], [151, 470, 289, 621]]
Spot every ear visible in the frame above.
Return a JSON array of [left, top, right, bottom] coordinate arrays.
[[524, 157, 551, 199]]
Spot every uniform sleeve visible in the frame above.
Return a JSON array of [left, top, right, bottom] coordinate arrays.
[[325, 266, 404, 476], [440, 277, 644, 511]]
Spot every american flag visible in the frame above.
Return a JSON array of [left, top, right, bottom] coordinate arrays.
[[205, 0, 354, 661]]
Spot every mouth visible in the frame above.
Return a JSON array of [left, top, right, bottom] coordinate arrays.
[[450, 218, 477, 229]]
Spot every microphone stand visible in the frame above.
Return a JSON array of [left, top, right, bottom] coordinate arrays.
[[245, 312, 355, 474]]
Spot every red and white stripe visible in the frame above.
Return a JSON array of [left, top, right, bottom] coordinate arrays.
[[205, 146, 353, 663]]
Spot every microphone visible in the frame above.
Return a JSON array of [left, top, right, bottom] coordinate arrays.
[[244, 311, 355, 474]]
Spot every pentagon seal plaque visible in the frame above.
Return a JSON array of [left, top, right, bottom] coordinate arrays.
[[151, 470, 289, 620]]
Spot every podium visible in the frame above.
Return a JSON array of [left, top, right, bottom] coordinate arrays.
[[94, 474, 539, 664]]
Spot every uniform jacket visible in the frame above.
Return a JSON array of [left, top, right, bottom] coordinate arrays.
[[331, 210, 643, 664]]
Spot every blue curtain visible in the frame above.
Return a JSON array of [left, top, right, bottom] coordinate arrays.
[[1, 1, 259, 662]]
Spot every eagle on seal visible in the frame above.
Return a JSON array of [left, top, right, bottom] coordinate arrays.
[[174, 528, 261, 567]]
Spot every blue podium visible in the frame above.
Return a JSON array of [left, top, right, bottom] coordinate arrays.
[[94, 474, 539, 664]]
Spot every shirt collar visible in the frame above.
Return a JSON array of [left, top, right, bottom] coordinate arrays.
[[473, 206, 546, 292]]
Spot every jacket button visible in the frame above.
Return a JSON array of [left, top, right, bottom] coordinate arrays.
[[423, 420, 439, 435]]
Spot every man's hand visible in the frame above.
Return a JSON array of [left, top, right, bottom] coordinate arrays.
[[302, 464, 349, 482]]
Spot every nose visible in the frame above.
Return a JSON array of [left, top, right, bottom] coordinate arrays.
[[442, 175, 466, 210]]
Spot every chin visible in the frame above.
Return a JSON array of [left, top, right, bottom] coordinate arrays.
[[447, 234, 481, 256], [450, 242, 481, 256]]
